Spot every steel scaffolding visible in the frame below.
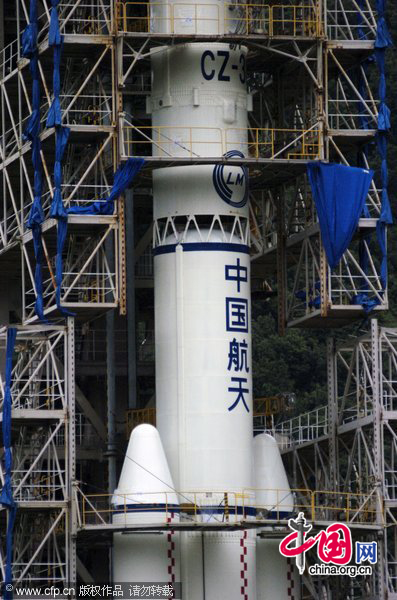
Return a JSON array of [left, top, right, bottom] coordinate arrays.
[[0, 0, 392, 597], [266, 320, 396, 598]]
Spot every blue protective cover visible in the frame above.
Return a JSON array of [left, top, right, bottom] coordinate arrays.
[[307, 162, 374, 269], [0, 328, 17, 599], [22, 0, 48, 322], [68, 158, 146, 215]]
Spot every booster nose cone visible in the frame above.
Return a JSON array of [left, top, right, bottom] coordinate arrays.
[[253, 433, 294, 518], [112, 423, 178, 508]]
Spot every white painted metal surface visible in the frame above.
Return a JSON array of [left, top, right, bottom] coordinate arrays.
[[149, 43, 249, 157], [150, 0, 242, 35], [149, 8, 258, 596], [254, 434, 297, 600], [254, 433, 294, 516], [257, 539, 300, 600], [155, 230, 252, 495], [112, 425, 180, 582]]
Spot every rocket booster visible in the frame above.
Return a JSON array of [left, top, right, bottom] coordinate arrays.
[[112, 425, 180, 584], [254, 434, 299, 599]]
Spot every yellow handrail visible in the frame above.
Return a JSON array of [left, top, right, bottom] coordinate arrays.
[[116, 2, 321, 37], [79, 487, 379, 526], [123, 125, 321, 160]]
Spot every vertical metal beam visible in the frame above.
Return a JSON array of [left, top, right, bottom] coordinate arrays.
[[371, 319, 386, 598], [319, 239, 328, 318], [276, 189, 286, 336], [0, 0, 4, 52], [125, 188, 137, 409], [327, 337, 338, 491], [106, 235, 117, 493], [67, 318, 77, 586], [119, 196, 127, 316]]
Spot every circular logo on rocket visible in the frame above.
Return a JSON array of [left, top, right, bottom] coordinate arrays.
[[213, 150, 248, 208]]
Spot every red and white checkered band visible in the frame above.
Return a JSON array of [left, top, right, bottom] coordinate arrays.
[[167, 512, 176, 593], [240, 530, 249, 600], [286, 557, 295, 599]]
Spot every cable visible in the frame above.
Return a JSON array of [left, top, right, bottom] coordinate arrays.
[[115, 448, 198, 522]]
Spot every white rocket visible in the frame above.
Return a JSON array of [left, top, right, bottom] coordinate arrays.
[[113, 1, 298, 598], [152, 38, 255, 600]]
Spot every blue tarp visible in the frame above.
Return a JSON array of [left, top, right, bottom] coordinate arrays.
[[373, 1, 392, 305], [374, 0, 393, 50], [51, 128, 73, 315], [351, 2, 392, 312], [68, 158, 145, 215], [1, 327, 17, 600], [357, 0, 367, 40], [307, 162, 374, 269], [21, 0, 37, 58], [22, 0, 47, 322], [49, 0, 62, 47], [54, 157, 145, 312], [46, 44, 63, 128], [45, 1, 74, 315], [50, 127, 70, 219], [44, 1, 145, 314]]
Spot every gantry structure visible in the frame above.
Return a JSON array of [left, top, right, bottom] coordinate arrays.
[[0, 0, 392, 598], [263, 319, 397, 599]]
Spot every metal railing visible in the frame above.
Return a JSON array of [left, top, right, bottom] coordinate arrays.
[[123, 125, 321, 160], [136, 245, 154, 278], [327, 8, 376, 41], [13, 469, 66, 502], [0, 3, 112, 81], [328, 99, 379, 131], [116, 2, 320, 37], [57, 1, 112, 35], [276, 405, 329, 448], [54, 413, 99, 447], [0, 38, 19, 79], [287, 231, 387, 324], [52, 94, 113, 126], [7, 379, 65, 411], [74, 327, 154, 363], [77, 487, 379, 527], [0, 94, 113, 171]]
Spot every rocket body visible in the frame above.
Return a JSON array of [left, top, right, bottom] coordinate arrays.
[[113, 2, 296, 598], [151, 20, 255, 598]]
